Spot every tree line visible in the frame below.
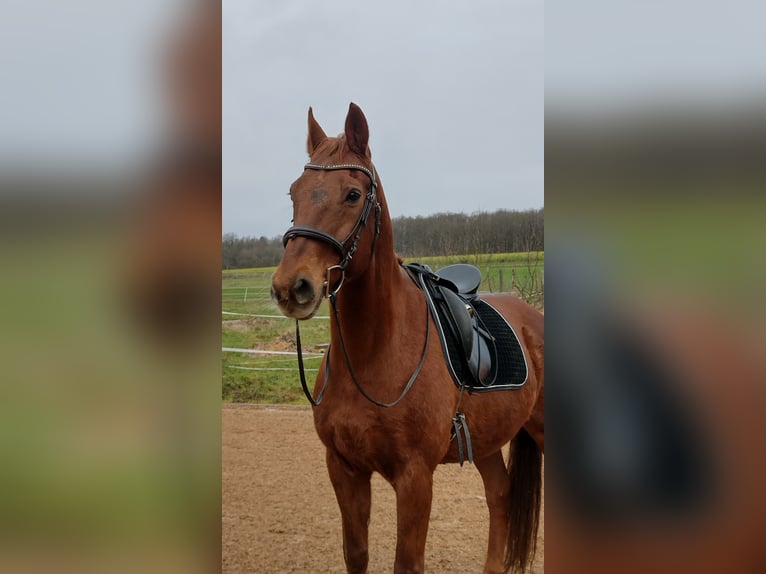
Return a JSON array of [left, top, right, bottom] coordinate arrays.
[[223, 208, 543, 269]]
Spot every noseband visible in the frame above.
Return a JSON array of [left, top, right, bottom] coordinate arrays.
[[282, 163, 381, 298]]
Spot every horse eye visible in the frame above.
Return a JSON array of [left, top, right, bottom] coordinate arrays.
[[345, 189, 362, 203]]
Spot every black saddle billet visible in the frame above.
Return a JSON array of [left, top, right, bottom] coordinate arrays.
[[405, 263, 528, 392]]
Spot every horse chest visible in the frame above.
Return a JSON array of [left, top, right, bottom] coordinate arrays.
[[315, 409, 395, 472]]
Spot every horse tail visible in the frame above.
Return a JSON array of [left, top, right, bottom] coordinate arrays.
[[504, 427, 542, 574]]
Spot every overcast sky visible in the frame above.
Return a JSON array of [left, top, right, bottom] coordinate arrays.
[[0, 0, 182, 178], [223, 0, 544, 237], [3, 0, 762, 224]]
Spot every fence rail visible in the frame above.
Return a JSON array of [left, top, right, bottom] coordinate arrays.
[[222, 310, 330, 319], [222, 346, 323, 357], [229, 366, 319, 372]]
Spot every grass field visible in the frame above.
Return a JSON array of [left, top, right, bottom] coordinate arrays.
[[222, 252, 543, 403]]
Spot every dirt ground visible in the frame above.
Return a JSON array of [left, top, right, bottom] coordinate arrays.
[[222, 404, 543, 573]]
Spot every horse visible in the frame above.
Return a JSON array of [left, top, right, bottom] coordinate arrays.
[[270, 103, 544, 574]]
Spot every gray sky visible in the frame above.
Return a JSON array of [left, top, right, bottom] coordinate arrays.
[[0, 0, 181, 178], [1, 0, 763, 212], [223, 0, 544, 237]]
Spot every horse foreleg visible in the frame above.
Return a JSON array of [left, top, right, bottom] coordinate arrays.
[[326, 449, 372, 574], [476, 450, 511, 574], [391, 464, 434, 574]]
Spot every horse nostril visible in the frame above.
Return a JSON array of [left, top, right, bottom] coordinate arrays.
[[292, 277, 315, 305]]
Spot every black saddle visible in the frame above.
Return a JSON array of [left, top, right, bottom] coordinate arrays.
[[405, 263, 528, 392]]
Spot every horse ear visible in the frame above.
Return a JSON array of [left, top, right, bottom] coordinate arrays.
[[307, 107, 327, 155], [344, 102, 369, 157]]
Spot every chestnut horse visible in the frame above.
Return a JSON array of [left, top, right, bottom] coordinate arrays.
[[271, 103, 544, 574]]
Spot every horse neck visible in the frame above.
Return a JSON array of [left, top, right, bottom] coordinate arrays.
[[330, 206, 416, 359]]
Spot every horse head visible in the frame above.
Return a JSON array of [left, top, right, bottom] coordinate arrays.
[[271, 103, 390, 319]]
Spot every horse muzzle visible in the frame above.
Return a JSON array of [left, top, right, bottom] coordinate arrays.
[[271, 270, 323, 320]]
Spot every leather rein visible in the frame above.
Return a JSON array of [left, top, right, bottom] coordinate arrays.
[[282, 162, 430, 408]]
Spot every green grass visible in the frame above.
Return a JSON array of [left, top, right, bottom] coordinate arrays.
[[222, 252, 543, 403], [1, 232, 218, 553], [221, 265, 330, 403]]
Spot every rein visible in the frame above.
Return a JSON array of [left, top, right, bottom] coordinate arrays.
[[285, 162, 428, 408], [295, 291, 431, 408]]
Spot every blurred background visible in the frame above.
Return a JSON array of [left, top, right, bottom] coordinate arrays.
[[0, 1, 220, 572], [3, 0, 766, 572], [546, 0, 766, 572]]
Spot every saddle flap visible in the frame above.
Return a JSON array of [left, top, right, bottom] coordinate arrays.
[[438, 286, 474, 361], [470, 333, 492, 383]]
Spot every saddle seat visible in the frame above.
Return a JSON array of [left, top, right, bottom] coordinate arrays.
[[434, 264, 482, 300]]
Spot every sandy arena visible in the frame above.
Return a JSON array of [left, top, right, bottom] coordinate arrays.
[[222, 404, 543, 573]]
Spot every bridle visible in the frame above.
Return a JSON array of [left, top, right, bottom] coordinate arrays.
[[282, 162, 381, 298], [281, 161, 430, 408]]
